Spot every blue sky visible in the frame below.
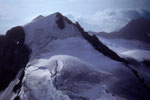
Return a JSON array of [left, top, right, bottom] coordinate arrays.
[[0, 0, 150, 34]]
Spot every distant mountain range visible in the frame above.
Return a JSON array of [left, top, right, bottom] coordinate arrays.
[[99, 17, 150, 42]]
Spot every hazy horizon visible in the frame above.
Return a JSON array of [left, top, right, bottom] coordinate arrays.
[[0, 0, 150, 34]]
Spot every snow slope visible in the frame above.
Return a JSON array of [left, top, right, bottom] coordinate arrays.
[[95, 33, 150, 99], [6, 12, 150, 100], [20, 55, 124, 100], [121, 49, 150, 61], [97, 36, 150, 61], [24, 13, 81, 60]]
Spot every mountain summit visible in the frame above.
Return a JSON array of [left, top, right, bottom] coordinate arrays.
[[0, 12, 150, 100]]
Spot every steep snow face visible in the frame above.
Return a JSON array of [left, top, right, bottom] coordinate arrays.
[[24, 13, 81, 56], [23, 13, 81, 60]]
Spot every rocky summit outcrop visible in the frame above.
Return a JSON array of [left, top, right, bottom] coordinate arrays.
[[56, 12, 65, 29]]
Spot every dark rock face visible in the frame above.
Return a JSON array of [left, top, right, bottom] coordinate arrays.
[[99, 17, 150, 43], [143, 60, 150, 67], [13, 69, 25, 100], [6, 26, 25, 45], [0, 26, 31, 91], [13, 69, 25, 93], [75, 22, 128, 64], [56, 13, 65, 29]]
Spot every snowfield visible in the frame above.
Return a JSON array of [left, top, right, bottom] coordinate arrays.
[[97, 36, 150, 61], [20, 55, 123, 100]]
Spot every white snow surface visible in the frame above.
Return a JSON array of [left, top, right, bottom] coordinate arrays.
[[20, 55, 124, 100], [121, 49, 150, 61], [97, 36, 150, 61]]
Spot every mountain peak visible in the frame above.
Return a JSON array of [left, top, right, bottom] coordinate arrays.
[[1, 12, 150, 100], [32, 15, 44, 22], [23, 12, 82, 56]]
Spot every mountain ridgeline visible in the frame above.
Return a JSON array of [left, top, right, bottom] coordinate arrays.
[[0, 12, 135, 92], [51, 13, 128, 64], [0, 12, 150, 100], [75, 22, 128, 65], [0, 12, 128, 92]]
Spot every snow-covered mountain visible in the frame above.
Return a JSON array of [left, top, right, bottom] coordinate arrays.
[[0, 12, 150, 100]]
